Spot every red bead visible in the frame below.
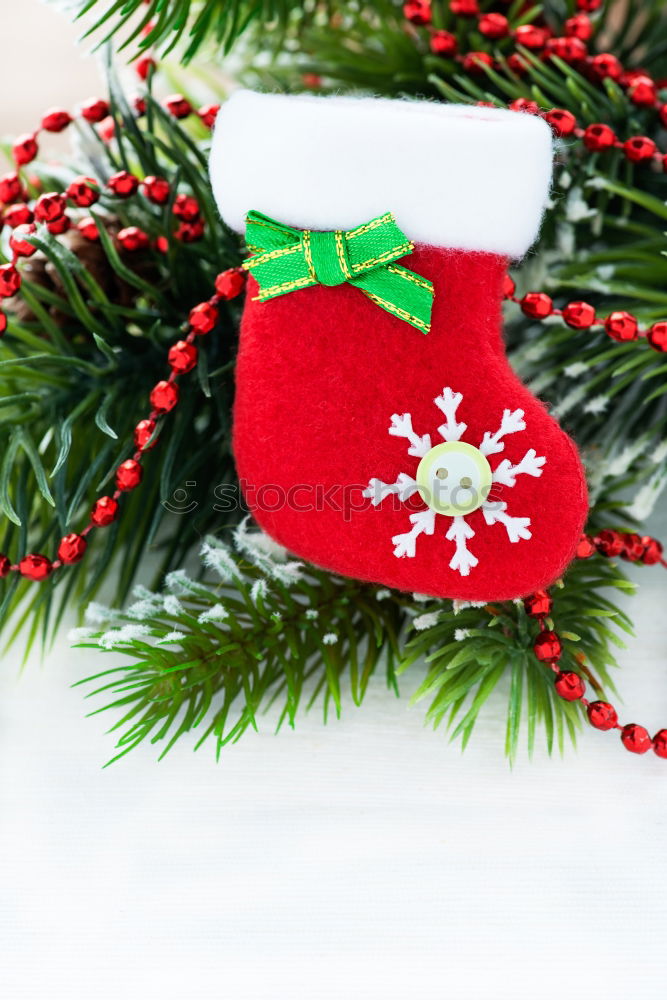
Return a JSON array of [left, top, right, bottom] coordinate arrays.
[[78, 217, 99, 241], [647, 322, 667, 352], [623, 136, 657, 163], [215, 268, 246, 300], [533, 630, 562, 662], [134, 418, 157, 450], [563, 301, 596, 329], [134, 95, 147, 117], [0, 264, 21, 298], [652, 730, 667, 759], [523, 590, 552, 618], [0, 553, 10, 576], [107, 171, 139, 197], [590, 52, 623, 80], [462, 51, 493, 73], [116, 459, 143, 492], [546, 36, 588, 61], [98, 117, 116, 142], [19, 553, 52, 581], [142, 175, 171, 204], [198, 103, 220, 129], [3, 203, 33, 227], [302, 73, 322, 90], [621, 724, 652, 754], [575, 534, 596, 559], [150, 380, 179, 413], [66, 176, 100, 207], [514, 24, 548, 50], [189, 301, 218, 334], [80, 98, 110, 123], [619, 532, 645, 562], [430, 30, 457, 56], [57, 533, 87, 564], [604, 311, 638, 342], [478, 13, 508, 38], [576, 0, 601, 10], [507, 53, 528, 75], [48, 214, 70, 236], [135, 55, 156, 80], [640, 536, 663, 565], [502, 274, 516, 298], [174, 219, 205, 243], [587, 701, 618, 731], [168, 339, 198, 374], [34, 192, 66, 224], [403, 0, 432, 25], [117, 226, 150, 252], [0, 172, 22, 204], [555, 671, 585, 701], [0, 312, 6, 337], [155, 235, 169, 254], [173, 193, 200, 221], [544, 108, 577, 137], [520, 292, 553, 319], [595, 529, 624, 557], [9, 224, 37, 258], [449, 0, 478, 16], [628, 76, 657, 106], [91, 495, 119, 526], [41, 107, 72, 132], [589, 53, 623, 81], [13, 133, 38, 166], [509, 98, 540, 115], [164, 94, 192, 119], [565, 14, 592, 41]]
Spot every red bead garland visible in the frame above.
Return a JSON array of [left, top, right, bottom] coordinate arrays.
[[0, 80, 246, 582], [503, 282, 665, 353], [524, 529, 667, 759], [409, 1, 667, 138], [0, 89, 228, 335]]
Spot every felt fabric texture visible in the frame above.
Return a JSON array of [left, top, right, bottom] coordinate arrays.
[[211, 90, 553, 258], [232, 246, 588, 601]]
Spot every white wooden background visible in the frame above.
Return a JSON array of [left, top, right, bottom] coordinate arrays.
[[1, 3, 666, 995]]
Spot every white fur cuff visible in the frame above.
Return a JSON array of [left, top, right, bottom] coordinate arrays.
[[210, 90, 553, 259]]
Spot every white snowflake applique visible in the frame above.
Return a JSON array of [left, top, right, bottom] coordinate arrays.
[[362, 388, 546, 577]]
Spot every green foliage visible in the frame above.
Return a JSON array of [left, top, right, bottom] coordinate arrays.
[[74, 527, 403, 762], [0, 79, 242, 655], [402, 552, 634, 763], [75, 524, 634, 763], [71, 0, 326, 61]]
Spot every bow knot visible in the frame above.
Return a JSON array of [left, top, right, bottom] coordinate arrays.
[[243, 210, 433, 334], [307, 230, 351, 287]]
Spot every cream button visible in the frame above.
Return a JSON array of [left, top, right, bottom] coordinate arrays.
[[416, 441, 492, 516]]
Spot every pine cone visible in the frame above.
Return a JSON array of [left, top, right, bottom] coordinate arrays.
[[9, 217, 160, 329]]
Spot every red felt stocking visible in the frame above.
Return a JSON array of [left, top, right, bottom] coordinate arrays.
[[210, 92, 588, 600]]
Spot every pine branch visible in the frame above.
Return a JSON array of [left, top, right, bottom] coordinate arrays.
[[400, 551, 635, 763], [73, 526, 404, 763], [74, 518, 636, 764], [70, 0, 329, 61]]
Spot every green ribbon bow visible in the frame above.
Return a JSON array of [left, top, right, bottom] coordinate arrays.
[[243, 210, 433, 334]]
